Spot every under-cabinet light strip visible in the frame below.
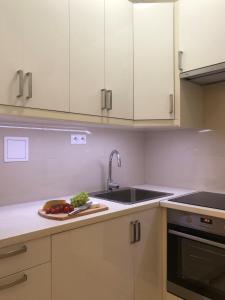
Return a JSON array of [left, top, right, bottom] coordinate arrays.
[[0, 125, 91, 134]]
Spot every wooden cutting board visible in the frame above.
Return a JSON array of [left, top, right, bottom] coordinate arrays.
[[38, 204, 108, 221]]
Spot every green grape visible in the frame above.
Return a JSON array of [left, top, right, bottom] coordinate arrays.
[[70, 192, 89, 208]]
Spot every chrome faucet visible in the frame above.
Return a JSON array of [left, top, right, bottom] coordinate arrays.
[[107, 150, 121, 191]]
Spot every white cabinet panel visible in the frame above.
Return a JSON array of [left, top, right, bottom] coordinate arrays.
[[105, 0, 133, 119], [0, 0, 69, 112], [52, 216, 134, 300], [0, 1, 24, 106], [132, 208, 162, 300], [134, 3, 174, 120], [179, 0, 225, 72], [70, 0, 105, 116], [0, 263, 51, 300], [23, 0, 69, 111]]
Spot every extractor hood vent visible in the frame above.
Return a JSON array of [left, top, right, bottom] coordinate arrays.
[[180, 62, 225, 85]]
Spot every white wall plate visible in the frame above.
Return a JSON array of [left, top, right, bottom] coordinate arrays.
[[4, 137, 29, 162]]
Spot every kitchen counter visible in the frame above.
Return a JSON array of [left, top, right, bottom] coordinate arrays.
[[0, 185, 192, 248]]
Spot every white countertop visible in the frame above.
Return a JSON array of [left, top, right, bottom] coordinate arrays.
[[0, 185, 192, 248]]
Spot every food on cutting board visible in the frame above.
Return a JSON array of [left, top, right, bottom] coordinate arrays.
[[45, 203, 74, 214], [42, 200, 74, 214], [70, 192, 89, 208]]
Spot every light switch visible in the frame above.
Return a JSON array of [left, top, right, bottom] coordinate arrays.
[[4, 137, 29, 162]]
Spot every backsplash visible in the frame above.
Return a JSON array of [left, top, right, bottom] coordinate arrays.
[[0, 127, 145, 206], [145, 129, 225, 193]]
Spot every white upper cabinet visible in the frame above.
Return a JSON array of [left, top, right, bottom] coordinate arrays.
[[105, 0, 134, 119], [0, 1, 24, 106], [0, 0, 69, 111], [179, 0, 225, 72], [70, 0, 133, 119], [133, 3, 174, 120], [70, 0, 105, 116], [23, 0, 69, 111]]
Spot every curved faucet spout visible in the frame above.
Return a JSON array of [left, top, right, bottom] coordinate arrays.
[[107, 150, 122, 191]]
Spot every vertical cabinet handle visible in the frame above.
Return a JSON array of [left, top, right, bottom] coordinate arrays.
[[130, 221, 141, 244], [130, 221, 137, 244], [101, 89, 106, 110], [106, 90, 112, 111], [17, 70, 24, 98], [178, 51, 183, 71], [137, 221, 141, 242], [0, 274, 27, 291], [26, 72, 32, 99], [169, 94, 174, 115]]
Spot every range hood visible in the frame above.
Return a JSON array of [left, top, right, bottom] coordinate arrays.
[[180, 62, 225, 85]]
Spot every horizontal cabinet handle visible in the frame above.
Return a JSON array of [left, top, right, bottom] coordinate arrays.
[[0, 274, 27, 291], [0, 245, 27, 259]]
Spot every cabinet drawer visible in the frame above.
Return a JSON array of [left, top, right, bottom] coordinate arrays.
[[0, 263, 51, 300], [0, 237, 50, 278]]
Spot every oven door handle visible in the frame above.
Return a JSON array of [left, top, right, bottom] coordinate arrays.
[[168, 229, 225, 250]]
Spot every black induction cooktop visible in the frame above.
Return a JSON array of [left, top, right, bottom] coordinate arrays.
[[169, 191, 225, 210]]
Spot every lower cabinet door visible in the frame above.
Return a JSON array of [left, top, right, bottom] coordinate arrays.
[[132, 208, 162, 300], [52, 216, 134, 300], [0, 263, 51, 300]]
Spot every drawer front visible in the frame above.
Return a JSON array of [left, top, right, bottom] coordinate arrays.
[[0, 263, 51, 300], [0, 237, 50, 278]]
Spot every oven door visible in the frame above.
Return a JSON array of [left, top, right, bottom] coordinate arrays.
[[167, 225, 225, 300]]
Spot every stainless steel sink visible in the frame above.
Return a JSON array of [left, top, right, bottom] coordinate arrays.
[[90, 187, 172, 205]]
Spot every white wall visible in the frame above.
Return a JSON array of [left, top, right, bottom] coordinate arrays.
[[0, 127, 146, 206], [145, 129, 225, 192]]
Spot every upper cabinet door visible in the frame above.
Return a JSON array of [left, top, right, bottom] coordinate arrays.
[[23, 0, 69, 111], [105, 0, 133, 120], [133, 3, 174, 120], [70, 0, 105, 116], [179, 0, 225, 72], [0, 1, 24, 106]]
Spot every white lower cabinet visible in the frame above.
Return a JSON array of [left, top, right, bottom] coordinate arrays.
[[132, 209, 162, 300], [52, 208, 162, 300], [0, 263, 51, 300]]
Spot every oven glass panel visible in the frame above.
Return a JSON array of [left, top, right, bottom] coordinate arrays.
[[168, 230, 225, 300]]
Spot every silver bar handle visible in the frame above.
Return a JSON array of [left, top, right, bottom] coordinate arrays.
[[101, 89, 106, 110], [0, 245, 27, 259], [130, 221, 137, 244], [136, 221, 141, 242], [0, 274, 27, 291], [26, 72, 32, 99], [106, 90, 112, 111], [169, 94, 174, 115], [178, 50, 183, 71], [17, 70, 24, 98], [169, 229, 225, 250]]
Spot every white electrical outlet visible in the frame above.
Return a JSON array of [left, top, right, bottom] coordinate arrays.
[[71, 134, 87, 145]]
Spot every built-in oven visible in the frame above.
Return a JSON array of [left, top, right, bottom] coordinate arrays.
[[167, 209, 225, 300]]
